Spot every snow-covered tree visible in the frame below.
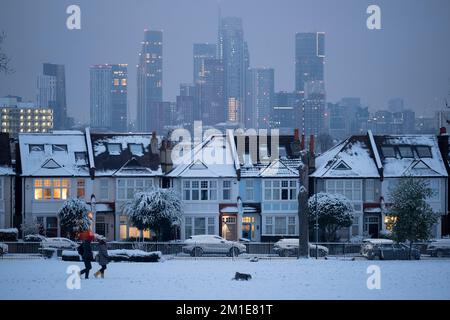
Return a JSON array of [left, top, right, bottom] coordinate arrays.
[[20, 219, 40, 236], [308, 192, 354, 242], [123, 188, 183, 241], [387, 178, 439, 259], [58, 198, 91, 239]]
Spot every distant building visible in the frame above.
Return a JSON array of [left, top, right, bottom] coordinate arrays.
[[269, 91, 302, 132], [176, 95, 195, 128], [219, 17, 246, 124], [137, 30, 163, 132], [388, 98, 404, 113], [179, 83, 196, 97], [193, 43, 217, 84], [295, 32, 325, 92], [90, 64, 128, 131], [301, 80, 326, 138], [0, 96, 53, 138], [38, 63, 67, 129], [245, 68, 274, 129]]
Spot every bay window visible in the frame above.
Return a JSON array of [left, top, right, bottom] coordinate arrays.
[[185, 216, 215, 237], [182, 180, 218, 201], [264, 215, 297, 235], [34, 178, 70, 200], [117, 178, 153, 200], [263, 179, 297, 201]]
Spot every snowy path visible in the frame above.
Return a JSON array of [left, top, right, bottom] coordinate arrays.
[[1, 258, 449, 299]]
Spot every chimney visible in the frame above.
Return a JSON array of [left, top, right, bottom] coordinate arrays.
[[150, 131, 158, 154], [300, 134, 305, 150], [440, 127, 447, 136], [294, 128, 299, 141]]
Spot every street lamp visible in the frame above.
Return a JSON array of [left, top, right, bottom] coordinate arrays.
[[90, 194, 96, 233], [315, 178, 319, 259]]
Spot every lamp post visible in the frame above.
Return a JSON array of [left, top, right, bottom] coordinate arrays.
[[315, 178, 319, 259], [90, 194, 96, 234]]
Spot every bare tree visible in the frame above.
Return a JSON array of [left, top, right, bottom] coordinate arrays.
[[0, 31, 13, 74]]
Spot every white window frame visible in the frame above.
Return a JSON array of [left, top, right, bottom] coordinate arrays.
[[184, 216, 216, 237], [245, 179, 254, 201], [263, 179, 297, 201], [222, 180, 232, 200], [264, 215, 297, 236], [326, 179, 362, 202], [99, 179, 109, 200], [182, 180, 218, 202], [33, 178, 70, 201], [116, 178, 153, 200]]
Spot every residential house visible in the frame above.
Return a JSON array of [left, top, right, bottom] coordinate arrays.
[[18, 131, 91, 237], [87, 131, 162, 241], [0, 133, 15, 229], [311, 130, 448, 240]]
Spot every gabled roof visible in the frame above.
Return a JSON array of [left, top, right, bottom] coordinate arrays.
[[0, 133, 14, 176], [89, 132, 162, 177], [167, 133, 239, 178], [312, 133, 448, 179], [19, 131, 90, 177], [311, 135, 380, 178]]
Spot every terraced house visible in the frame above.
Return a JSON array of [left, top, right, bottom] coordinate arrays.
[[0, 133, 15, 229]]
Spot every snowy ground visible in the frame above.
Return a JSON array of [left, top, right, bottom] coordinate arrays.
[[1, 257, 450, 299]]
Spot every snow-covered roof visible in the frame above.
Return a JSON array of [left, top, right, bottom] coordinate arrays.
[[90, 133, 162, 177], [167, 134, 238, 178], [312, 133, 447, 179], [311, 136, 380, 178], [19, 131, 90, 177], [374, 134, 447, 178]]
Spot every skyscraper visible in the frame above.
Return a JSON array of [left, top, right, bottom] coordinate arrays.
[[270, 91, 302, 132], [301, 80, 326, 138], [137, 30, 163, 132], [245, 68, 274, 129], [193, 43, 217, 84], [90, 64, 128, 131], [218, 17, 246, 124], [39, 63, 67, 129], [295, 32, 325, 92], [196, 58, 225, 125]]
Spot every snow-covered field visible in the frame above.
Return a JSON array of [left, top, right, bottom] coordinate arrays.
[[1, 257, 450, 300]]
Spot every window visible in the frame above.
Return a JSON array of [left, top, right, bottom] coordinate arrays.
[[185, 217, 215, 236], [34, 178, 69, 200], [29, 144, 44, 152], [381, 145, 396, 158], [75, 152, 87, 164], [182, 180, 218, 201], [129, 143, 144, 156], [416, 146, 432, 158], [185, 217, 193, 238], [99, 179, 109, 200], [38, 216, 58, 237], [326, 179, 362, 202], [222, 180, 231, 200], [288, 217, 296, 235], [76, 179, 85, 199], [366, 179, 375, 202], [428, 180, 440, 201], [264, 180, 297, 201], [117, 179, 153, 200], [245, 180, 254, 201], [398, 146, 413, 158], [275, 217, 286, 234], [107, 143, 122, 155], [52, 144, 67, 152], [265, 216, 273, 234]]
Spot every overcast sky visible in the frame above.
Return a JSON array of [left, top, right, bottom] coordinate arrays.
[[0, 0, 449, 124]]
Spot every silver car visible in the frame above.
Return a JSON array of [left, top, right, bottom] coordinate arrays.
[[182, 235, 247, 257]]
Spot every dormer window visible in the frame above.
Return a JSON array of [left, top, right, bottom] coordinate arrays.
[[74, 152, 88, 164], [416, 146, 432, 158], [107, 143, 122, 155], [29, 144, 44, 153], [398, 146, 413, 158], [129, 143, 144, 156], [52, 144, 67, 152], [381, 145, 395, 158]]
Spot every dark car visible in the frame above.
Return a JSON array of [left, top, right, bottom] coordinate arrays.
[[361, 239, 420, 260], [427, 239, 450, 257]]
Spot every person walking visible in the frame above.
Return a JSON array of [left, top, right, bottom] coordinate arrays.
[[78, 239, 94, 279], [94, 238, 109, 278]]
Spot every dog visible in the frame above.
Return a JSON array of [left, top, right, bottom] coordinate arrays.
[[233, 272, 252, 281]]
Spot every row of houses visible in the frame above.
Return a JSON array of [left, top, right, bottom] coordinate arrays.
[[0, 128, 449, 242]]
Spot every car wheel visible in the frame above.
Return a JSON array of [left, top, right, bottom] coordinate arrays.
[[229, 247, 240, 257], [436, 250, 444, 258], [193, 247, 203, 257]]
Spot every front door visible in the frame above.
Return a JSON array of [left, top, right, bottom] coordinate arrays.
[[221, 215, 237, 241], [364, 215, 380, 238]]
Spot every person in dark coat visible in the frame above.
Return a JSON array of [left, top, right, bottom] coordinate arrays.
[[94, 239, 109, 278], [79, 239, 94, 279]]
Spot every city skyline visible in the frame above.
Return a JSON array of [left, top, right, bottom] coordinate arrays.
[[0, 0, 450, 125]]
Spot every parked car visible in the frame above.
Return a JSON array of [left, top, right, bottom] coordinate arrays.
[[361, 239, 420, 260], [24, 234, 47, 242], [427, 239, 450, 257], [273, 238, 329, 257], [0, 242, 8, 255], [41, 237, 78, 250], [182, 235, 247, 257]]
